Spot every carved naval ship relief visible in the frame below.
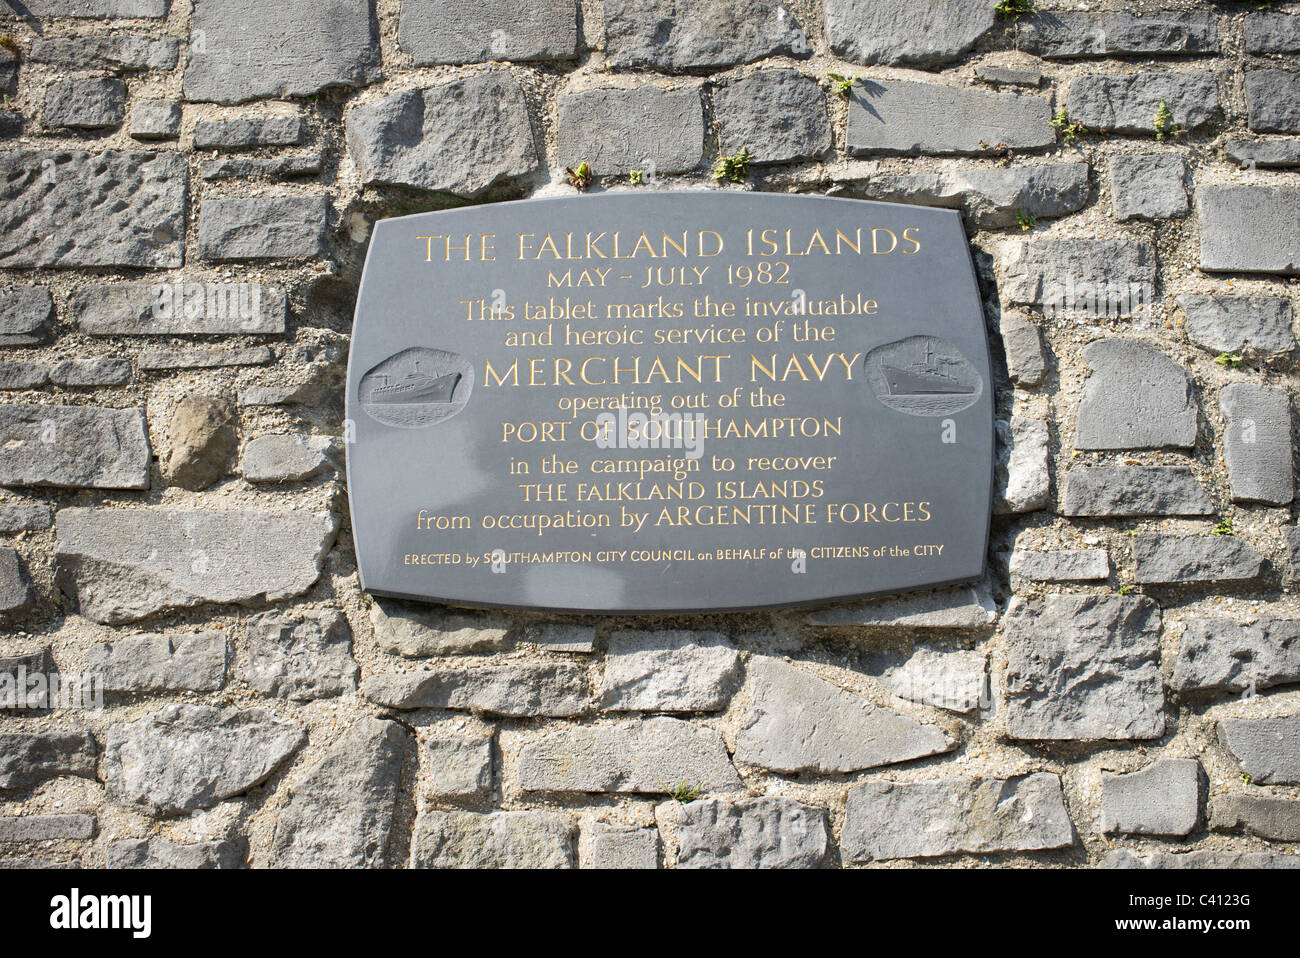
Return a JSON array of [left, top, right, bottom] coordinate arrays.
[[865, 335, 983, 417], [358, 346, 474, 428]]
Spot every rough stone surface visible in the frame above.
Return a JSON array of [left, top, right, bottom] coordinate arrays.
[[0, 405, 150, 490], [0, 151, 186, 269], [657, 796, 827, 869], [1061, 466, 1214, 517], [45, 78, 126, 130], [399, 0, 579, 64], [0, 548, 34, 614], [1221, 383, 1293, 505], [999, 312, 1047, 385], [1110, 153, 1187, 220], [242, 610, 359, 701], [86, 633, 227, 693], [184, 0, 381, 104], [14, 0, 168, 15], [412, 810, 575, 868], [1178, 295, 1296, 354], [1106, 849, 1300, 869], [579, 822, 659, 869], [1218, 715, 1300, 785], [1000, 238, 1156, 315], [49, 359, 132, 387], [848, 79, 1054, 155], [843, 774, 1074, 861], [994, 414, 1049, 514], [31, 34, 179, 71], [1199, 186, 1300, 275], [1003, 594, 1164, 741], [194, 113, 303, 150], [0, 648, 55, 709], [519, 623, 596, 653], [825, 0, 995, 68], [1246, 12, 1300, 53], [515, 717, 742, 793], [1245, 70, 1300, 134], [975, 64, 1042, 87], [808, 584, 996, 631], [200, 155, 323, 182], [420, 715, 493, 799], [1225, 138, 1300, 169], [0, 504, 52, 532], [0, 814, 96, 842], [1010, 548, 1109, 582], [161, 394, 236, 491], [1075, 339, 1196, 450], [603, 0, 808, 71], [362, 663, 588, 717], [129, 100, 182, 140], [0, 731, 97, 790], [735, 656, 953, 773], [1100, 759, 1201, 836], [106, 836, 246, 869], [1066, 72, 1221, 134], [271, 717, 409, 867], [240, 435, 337, 483], [55, 507, 337, 624], [600, 630, 741, 712], [198, 195, 329, 261], [73, 282, 287, 336], [102, 705, 305, 817], [864, 162, 1089, 230], [347, 74, 537, 195], [1131, 535, 1264, 585], [1212, 793, 1300, 842], [557, 86, 703, 175], [1021, 11, 1218, 59], [0, 288, 53, 347], [1175, 619, 1300, 694], [139, 347, 274, 370], [369, 599, 511, 656], [714, 70, 831, 164], [866, 646, 987, 713]]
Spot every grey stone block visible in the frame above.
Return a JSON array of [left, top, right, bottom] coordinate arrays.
[[420, 715, 493, 799], [556, 86, 704, 175], [604, 0, 808, 70], [843, 773, 1074, 861], [995, 414, 1049, 514], [0, 405, 150, 490], [1021, 11, 1217, 58], [0, 730, 97, 790], [975, 64, 1043, 87], [1106, 849, 1300, 869], [579, 822, 659, 869], [73, 282, 286, 336], [999, 312, 1047, 386], [86, 633, 228, 692], [1218, 715, 1300, 785], [735, 656, 953, 774], [714, 70, 831, 164], [0, 288, 53, 347], [240, 434, 338, 483], [1221, 383, 1293, 505], [29, 35, 179, 71], [0, 151, 186, 269], [825, 0, 995, 68], [1212, 793, 1300, 842], [138, 347, 274, 370], [200, 154, 324, 181], [863, 162, 1089, 230], [848, 78, 1054, 155], [347, 73, 538, 195], [0, 548, 34, 614], [54, 507, 337, 624], [657, 796, 827, 869], [198, 195, 328, 261], [600, 630, 741, 712], [242, 609, 359, 702], [1175, 618, 1300, 694], [107, 836, 246, 869], [0, 504, 52, 533], [1246, 12, 1300, 53], [15, 0, 169, 14], [160, 393, 236, 491], [194, 112, 303, 150], [411, 810, 575, 868], [0, 363, 48, 390], [362, 663, 588, 717], [1110, 153, 1187, 220], [806, 584, 996, 632], [515, 717, 742, 794], [0, 814, 96, 842], [184, 0, 381, 104], [1010, 549, 1109, 582], [1101, 759, 1201, 836], [865, 646, 987, 713], [398, 0, 579, 64], [1178, 295, 1296, 354], [1062, 466, 1214, 517], [44, 78, 126, 130], [1003, 594, 1164, 741], [102, 705, 305, 817], [1000, 238, 1156, 315], [1133, 534, 1264, 585], [1245, 70, 1300, 134], [48, 359, 131, 387], [1066, 72, 1221, 135], [1225, 138, 1300, 169], [369, 599, 511, 656], [1199, 186, 1300, 275], [1075, 339, 1196, 451]]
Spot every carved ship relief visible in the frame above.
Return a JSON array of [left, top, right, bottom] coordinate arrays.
[[866, 335, 982, 417], [359, 346, 474, 428]]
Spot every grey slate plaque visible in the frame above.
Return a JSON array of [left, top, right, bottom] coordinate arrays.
[[347, 193, 992, 612]]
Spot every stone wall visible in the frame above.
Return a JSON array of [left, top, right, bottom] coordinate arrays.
[[1, 0, 1299, 869]]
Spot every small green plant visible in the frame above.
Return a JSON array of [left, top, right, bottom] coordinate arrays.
[[565, 161, 592, 192], [995, 0, 1034, 21], [1241, 772, 1253, 785], [1212, 517, 1234, 537], [1154, 100, 1184, 141], [1016, 208, 1036, 231], [667, 780, 708, 802], [1118, 584, 1135, 595], [0, 35, 20, 60], [713, 147, 752, 184], [1051, 108, 1084, 145], [1215, 352, 1244, 368], [826, 72, 858, 98], [628, 169, 644, 185]]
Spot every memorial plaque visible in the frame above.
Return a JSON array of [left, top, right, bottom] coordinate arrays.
[[346, 192, 993, 612]]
